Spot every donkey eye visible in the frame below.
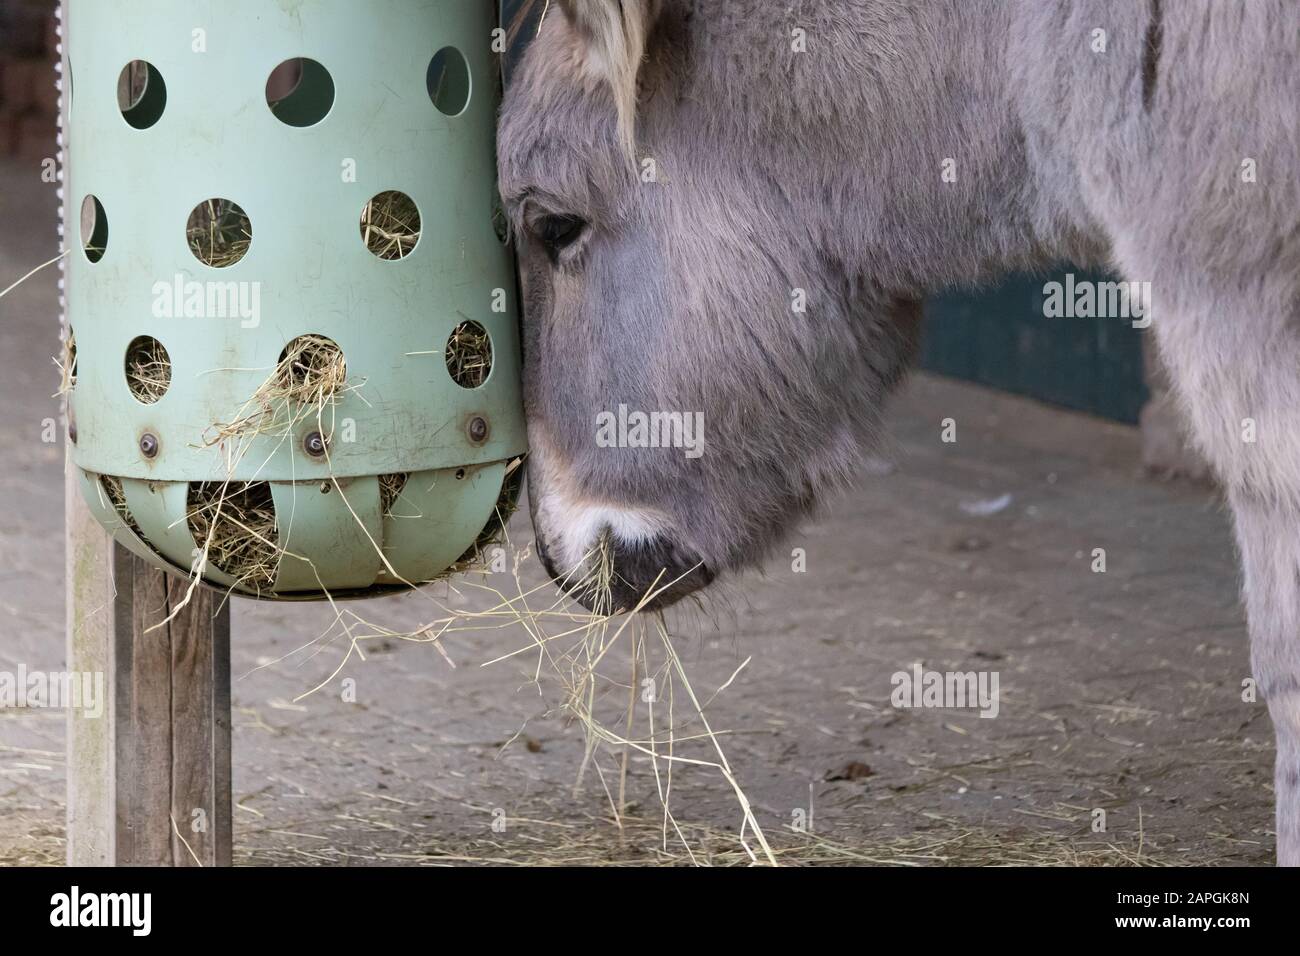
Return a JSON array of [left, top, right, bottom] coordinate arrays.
[[536, 215, 586, 252]]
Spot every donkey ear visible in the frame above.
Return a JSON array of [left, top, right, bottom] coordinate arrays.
[[558, 0, 660, 159]]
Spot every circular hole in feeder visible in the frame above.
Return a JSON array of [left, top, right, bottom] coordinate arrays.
[[266, 57, 334, 127], [360, 191, 420, 260], [124, 335, 171, 405], [275, 335, 348, 402], [427, 47, 470, 116], [187, 198, 252, 268], [80, 195, 108, 263], [445, 321, 493, 389], [187, 481, 280, 592], [117, 60, 166, 129]]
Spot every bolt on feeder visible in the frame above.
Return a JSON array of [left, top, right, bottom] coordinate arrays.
[[63, 0, 526, 599]]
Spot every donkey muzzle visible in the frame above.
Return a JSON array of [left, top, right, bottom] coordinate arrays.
[[536, 530, 713, 614]]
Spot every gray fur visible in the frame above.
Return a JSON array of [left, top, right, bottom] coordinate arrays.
[[498, 0, 1300, 860]]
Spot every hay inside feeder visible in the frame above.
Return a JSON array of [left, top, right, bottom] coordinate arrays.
[[125, 335, 171, 404], [55, 329, 76, 396], [187, 480, 281, 592], [452, 457, 524, 570], [99, 474, 143, 539], [445, 319, 493, 389], [208, 334, 350, 445], [187, 198, 252, 268], [378, 472, 409, 517], [476, 456, 523, 547], [275, 334, 348, 402], [361, 190, 421, 260]]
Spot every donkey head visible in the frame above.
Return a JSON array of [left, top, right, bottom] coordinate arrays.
[[498, 0, 920, 611]]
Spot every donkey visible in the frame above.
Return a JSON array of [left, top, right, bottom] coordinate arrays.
[[496, 0, 1300, 862]]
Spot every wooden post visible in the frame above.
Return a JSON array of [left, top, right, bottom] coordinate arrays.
[[60, 0, 233, 869], [65, 460, 233, 866]]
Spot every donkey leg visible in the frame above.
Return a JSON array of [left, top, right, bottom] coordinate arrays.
[[1049, 0, 1300, 862], [1148, 286, 1300, 864], [1231, 492, 1300, 864]]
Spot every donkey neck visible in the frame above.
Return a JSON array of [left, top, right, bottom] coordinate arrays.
[[676, 0, 1093, 296]]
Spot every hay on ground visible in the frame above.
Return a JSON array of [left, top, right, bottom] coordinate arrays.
[[235, 810, 1175, 867]]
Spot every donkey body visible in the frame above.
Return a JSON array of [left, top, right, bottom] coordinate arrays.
[[498, 0, 1300, 861]]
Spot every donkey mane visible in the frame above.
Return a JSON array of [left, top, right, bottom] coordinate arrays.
[[555, 0, 659, 162]]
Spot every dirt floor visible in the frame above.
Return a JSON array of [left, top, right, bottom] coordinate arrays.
[[0, 151, 1274, 866]]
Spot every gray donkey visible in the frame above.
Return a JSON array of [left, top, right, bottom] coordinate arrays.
[[496, 0, 1300, 862]]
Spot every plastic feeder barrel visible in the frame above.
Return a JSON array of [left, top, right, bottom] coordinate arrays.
[[64, 0, 526, 599]]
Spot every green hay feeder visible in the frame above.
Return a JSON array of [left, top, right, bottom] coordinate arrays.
[[63, 0, 526, 599]]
